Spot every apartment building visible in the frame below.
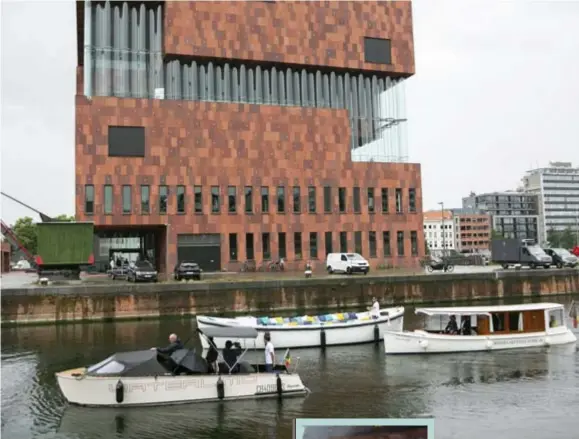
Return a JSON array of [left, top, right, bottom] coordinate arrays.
[[423, 210, 454, 251], [522, 162, 579, 244], [462, 191, 539, 242]]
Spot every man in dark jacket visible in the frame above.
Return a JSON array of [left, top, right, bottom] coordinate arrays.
[[222, 340, 242, 372], [151, 333, 184, 355]]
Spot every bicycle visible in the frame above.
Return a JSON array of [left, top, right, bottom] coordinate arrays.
[[268, 259, 285, 272], [240, 260, 257, 272]]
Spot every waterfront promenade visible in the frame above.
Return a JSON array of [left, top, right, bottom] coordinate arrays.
[[1, 268, 577, 326]]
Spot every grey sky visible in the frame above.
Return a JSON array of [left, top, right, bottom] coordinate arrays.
[[1, 0, 579, 225]]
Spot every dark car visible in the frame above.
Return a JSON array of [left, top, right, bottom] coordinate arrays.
[[127, 260, 158, 282], [543, 248, 578, 268], [174, 261, 202, 281]]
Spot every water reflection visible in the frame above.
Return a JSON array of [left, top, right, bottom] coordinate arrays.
[[58, 398, 302, 439]]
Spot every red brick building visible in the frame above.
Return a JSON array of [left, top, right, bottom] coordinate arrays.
[[74, 1, 423, 273]]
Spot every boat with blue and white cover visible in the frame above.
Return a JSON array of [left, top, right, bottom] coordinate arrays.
[[197, 306, 405, 349]]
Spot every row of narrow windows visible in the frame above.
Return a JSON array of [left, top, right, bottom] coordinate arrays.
[[225, 230, 420, 262], [83, 185, 418, 216]]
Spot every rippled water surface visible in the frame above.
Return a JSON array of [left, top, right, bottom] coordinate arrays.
[[2, 298, 579, 439]]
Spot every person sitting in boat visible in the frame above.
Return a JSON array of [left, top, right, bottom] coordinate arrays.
[[460, 316, 473, 335], [369, 297, 380, 319], [222, 340, 242, 373], [444, 316, 458, 334], [151, 333, 184, 356], [205, 336, 219, 374]]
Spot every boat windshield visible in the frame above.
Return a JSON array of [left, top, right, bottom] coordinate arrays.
[[346, 253, 364, 260], [554, 248, 572, 257], [86, 357, 126, 374]]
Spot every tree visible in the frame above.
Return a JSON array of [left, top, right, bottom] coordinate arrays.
[[11, 216, 37, 255], [559, 227, 576, 249], [9, 214, 76, 255], [54, 214, 75, 222], [546, 227, 560, 247]]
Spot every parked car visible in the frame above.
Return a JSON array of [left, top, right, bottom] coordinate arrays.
[[543, 248, 578, 268], [127, 260, 158, 282], [174, 261, 202, 281], [326, 252, 369, 275]]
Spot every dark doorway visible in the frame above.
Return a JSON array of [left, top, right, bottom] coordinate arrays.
[[177, 234, 221, 272]]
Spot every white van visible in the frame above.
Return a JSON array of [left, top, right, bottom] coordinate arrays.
[[326, 253, 370, 275]]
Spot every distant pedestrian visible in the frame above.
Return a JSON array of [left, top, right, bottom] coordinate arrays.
[[264, 332, 275, 372]]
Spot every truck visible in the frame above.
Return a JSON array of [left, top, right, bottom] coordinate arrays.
[[491, 238, 552, 269], [35, 222, 95, 279]]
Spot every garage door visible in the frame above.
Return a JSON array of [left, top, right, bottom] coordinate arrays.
[[177, 234, 221, 272]]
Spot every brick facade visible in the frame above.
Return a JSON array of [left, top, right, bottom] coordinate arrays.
[[163, 1, 415, 74]]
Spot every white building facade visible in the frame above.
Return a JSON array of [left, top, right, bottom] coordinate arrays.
[[423, 211, 455, 251], [522, 162, 579, 244]]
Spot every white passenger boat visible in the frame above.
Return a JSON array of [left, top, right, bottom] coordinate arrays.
[[383, 303, 577, 355], [197, 306, 405, 349], [55, 327, 309, 407]]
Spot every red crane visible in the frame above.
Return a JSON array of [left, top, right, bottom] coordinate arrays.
[[1, 191, 55, 267]]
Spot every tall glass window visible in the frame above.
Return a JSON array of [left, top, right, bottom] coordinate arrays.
[[122, 185, 131, 214]]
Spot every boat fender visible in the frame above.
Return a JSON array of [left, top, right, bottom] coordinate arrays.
[[115, 380, 124, 404], [320, 327, 326, 349], [216, 376, 225, 400], [418, 339, 428, 349], [544, 336, 551, 346], [276, 373, 283, 398], [373, 324, 380, 344], [486, 338, 493, 350]]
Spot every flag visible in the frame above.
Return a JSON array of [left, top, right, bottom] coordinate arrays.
[[283, 349, 291, 368]]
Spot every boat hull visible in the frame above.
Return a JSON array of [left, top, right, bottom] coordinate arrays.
[[384, 328, 577, 355], [197, 307, 405, 349], [56, 368, 308, 407]]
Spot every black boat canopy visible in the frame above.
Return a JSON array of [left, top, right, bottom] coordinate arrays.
[[197, 326, 259, 339], [85, 348, 208, 377]]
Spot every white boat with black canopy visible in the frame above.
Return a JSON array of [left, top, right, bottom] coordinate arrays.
[[383, 302, 577, 355], [55, 326, 309, 407], [197, 306, 405, 349]]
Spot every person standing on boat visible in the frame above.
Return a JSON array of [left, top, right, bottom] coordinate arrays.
[[370, 297, 380, 319], [223, 340, 242, 372], [264, 332, 275, 372], [151, 333, 184, 355]]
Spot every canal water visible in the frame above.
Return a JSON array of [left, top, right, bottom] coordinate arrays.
[[2, 296, 579, 439]]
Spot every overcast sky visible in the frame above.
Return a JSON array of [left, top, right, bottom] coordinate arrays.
[[1, 0, 579, 225]]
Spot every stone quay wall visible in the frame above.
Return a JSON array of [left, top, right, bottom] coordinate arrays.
[[1, 270, 578, 326]]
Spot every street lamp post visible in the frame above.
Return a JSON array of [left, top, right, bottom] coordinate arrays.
[[439, 202, 445, 253]]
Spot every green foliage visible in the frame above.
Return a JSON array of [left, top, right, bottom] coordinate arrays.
[[9, 214, 75, 255], [54, 214, 75, 222], [547, 227, 578, 249], [11, 216, 37, 255]]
